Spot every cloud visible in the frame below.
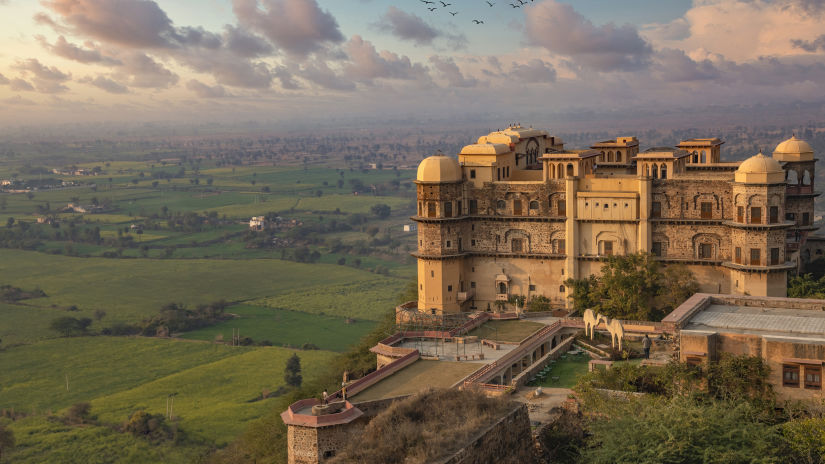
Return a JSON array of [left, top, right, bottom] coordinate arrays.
[[233, 0, 344, 58], [792, 34, 825, 52], [2, 96, 37, 106], [0, 73, 8, 85], [298, 59, 355, 91], [225, 25, 273, 58], [376, 7, 439, 45], [40, 0, 180, 48], [343, 35, 429, 83], [654, 48, 720, 82], [12, 58, 71, 93], [645, 0, 825, 62], [117, 53, 178, 88], [14, 58, 70, 81], [80, 75, 129, 93], [508, 59, 557, 83], [429, 56, 477, 88], [186, 79, 228, 98], [525, 0, 652, 72], [273, 65, 301, 90], [37, 35, 122, 65], [10, 78, 35, 91]]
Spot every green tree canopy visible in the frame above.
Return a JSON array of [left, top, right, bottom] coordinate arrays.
[[284, 353, 302, 388], [582, 396, 785, 464], [565, 253, 698, 321]]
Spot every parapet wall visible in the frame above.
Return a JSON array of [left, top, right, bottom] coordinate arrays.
[[436, 403, 535, 464]]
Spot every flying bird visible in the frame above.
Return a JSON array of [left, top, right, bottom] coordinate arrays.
[[509, 2, 521, 7], [486, 0, 495, 5], [419, 0, 434, 3], [428, 7, 437, 11], [449, 11, 458, 16], [439, 1, 451, 6], [472, 19, 484, 24]]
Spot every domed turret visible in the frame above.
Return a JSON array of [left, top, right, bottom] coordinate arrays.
[[735, 152, 785, 183], [773, 135, 814, 162], [416, 155, 462, 183]]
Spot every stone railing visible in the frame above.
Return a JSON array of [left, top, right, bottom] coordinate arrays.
[[328, 350, 420, 401], [463, 319, 567, 386], [280, 399, 363, 428], [450, 312, 490, 336]]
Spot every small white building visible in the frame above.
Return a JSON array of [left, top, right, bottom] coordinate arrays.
[[250, 216, 267, 231], [403, 224, 417, 232]]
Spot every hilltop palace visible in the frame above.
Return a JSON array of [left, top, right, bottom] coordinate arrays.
[[283, 127, 825, 464], [413, 127, 820, 314]]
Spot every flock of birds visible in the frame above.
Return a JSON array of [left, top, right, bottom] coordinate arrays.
[[418, 0, 535, 23]]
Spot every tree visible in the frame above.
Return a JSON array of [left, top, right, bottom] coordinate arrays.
[[0, 424, 14, 462], [564, 275, 599, 314], [93, 309, 107, 321], [657, 264, 699, 312], [64, 402, 94, 425], [508, 294, 526, 312], [284, 353, 302, 387], [370, 203, 391, 218], [565, 253, 698, 321], [597, 253, 661, 320], [789, 273, 825, 299], [582, 396, 784, 464], [50, 316, 92, 337], [5, 217, 13, 228]]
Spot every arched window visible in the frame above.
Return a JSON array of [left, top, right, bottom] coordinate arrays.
[[559, 285, 566, 293], [692, 151, 698, 163], [498, 282, 507, 294], [566, 163, 574, 177], [701, 150, 707, 163], [660, 163, 667, 180], [616, 151, 622, 163], [652, 164, 658, 179], [496, 200, 506, 209], [608, 151, 614, 162], [529, 200, 539, 210], [803, 170, 812, 186], [788, 170, 799, 184], [644, 164, 649, 177]]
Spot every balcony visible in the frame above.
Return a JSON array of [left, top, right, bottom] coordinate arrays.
[[457, 289, 475, 302]]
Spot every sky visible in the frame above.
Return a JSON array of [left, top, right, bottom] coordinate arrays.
[[0, 0, 825, 127]]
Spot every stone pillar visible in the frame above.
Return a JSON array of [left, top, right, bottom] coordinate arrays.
[[565, 178, 578, 308], [638, 176, 652, 253]]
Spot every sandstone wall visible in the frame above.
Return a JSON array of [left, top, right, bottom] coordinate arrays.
[[437, 404, 535, 464]]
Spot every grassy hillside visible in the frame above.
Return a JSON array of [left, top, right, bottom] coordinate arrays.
[[0, 337, 336, 451], [3, 416, 205, 464]]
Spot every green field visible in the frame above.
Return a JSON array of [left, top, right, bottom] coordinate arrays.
[[0, 337, 336, 445], [0, 249, 405, 328], [179, 305, 377, 352], [0, 160, 417, 463]]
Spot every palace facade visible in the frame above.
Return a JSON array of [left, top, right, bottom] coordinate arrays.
[[413, 126, 819, 315]]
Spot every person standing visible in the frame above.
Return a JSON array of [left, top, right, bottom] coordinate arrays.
[[642, 334, 651, 359]]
